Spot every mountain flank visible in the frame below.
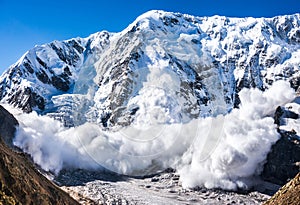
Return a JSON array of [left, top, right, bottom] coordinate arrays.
[[0, 105, 79, 205]]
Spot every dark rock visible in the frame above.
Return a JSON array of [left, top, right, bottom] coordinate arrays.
[[36, 56, 48, 68], [261, 131, 300, 185], [50, 43, 68, 64], [290, 77, 300, 91], [49, 41, 81, 66], [274, 106, 285, 125], [191, 39, 201, 44], [51, 75, 70, 92], [63, 66, 72, 76], [151, 177, 159, 182], [36, 70, 51, 84], [162, 16, 179, 26], [129, 106, 139, 115], [262, 101, 300, 186], [7, 87, 45, 112], [0, 105, 19, 147], [23, 57, 34, 74], [290, 29, 300, 43], [274, 105, 298, 127], [101, 112, 111, 128], [67, 39, 84, 54]]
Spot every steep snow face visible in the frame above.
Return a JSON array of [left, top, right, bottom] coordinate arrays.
[[0, 10, 300, 128], [0, 31, 111, 116], [80, 10, 300, 128]]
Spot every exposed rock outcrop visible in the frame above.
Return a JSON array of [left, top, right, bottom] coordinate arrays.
[[0, 137, 80, 205], [262, 104, 300, 185], [263, 172, 300, 205], [261, 132, 300, 185], [0, 105, 18, 147]]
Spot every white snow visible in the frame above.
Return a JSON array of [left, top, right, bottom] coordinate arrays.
[[6, 80, 295, 190]]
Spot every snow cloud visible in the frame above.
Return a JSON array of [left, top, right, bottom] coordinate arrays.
[[10, 80, 295, 190]]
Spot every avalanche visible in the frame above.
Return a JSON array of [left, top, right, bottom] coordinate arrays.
[[8, 80, 295, 190]]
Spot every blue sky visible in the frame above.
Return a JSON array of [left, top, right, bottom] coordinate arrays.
[[0, 0, 299, 74]]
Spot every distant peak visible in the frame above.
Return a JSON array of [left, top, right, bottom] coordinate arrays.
[[136, 10, 167, 19]]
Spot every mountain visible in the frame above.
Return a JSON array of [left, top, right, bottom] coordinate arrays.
[[0, 10, 299, 128]]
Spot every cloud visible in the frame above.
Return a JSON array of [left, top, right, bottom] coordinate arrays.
[[11, 80, 295, 190]]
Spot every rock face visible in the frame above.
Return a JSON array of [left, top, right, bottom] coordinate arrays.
[[262, 103, 300, 185], [262, 130, 300, 185], [0, 10, 299, 128], [0, 105, 18, 147], [0, 106, 79, 205], [263, 172, 300, 205], [0, 138, 80, 205]]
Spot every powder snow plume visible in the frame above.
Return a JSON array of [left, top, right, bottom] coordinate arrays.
[[9, 80, 295, 190]]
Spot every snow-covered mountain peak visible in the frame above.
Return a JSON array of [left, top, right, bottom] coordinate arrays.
[[0, 10, 299, 128]]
